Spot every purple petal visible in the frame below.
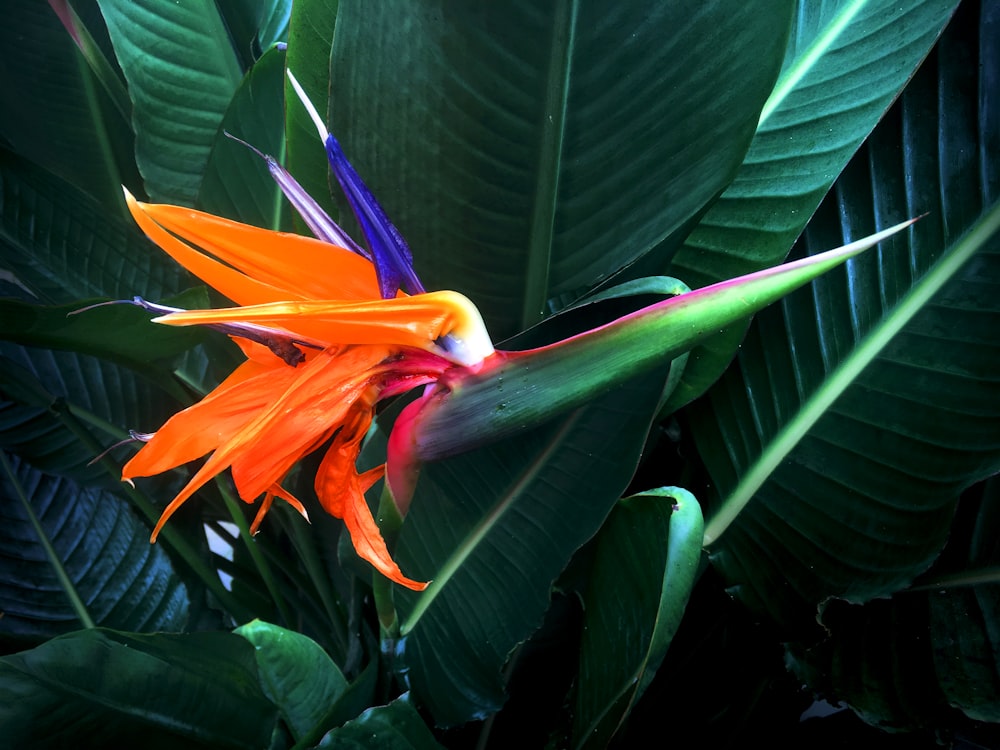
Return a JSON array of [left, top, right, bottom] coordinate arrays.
[[324, 132, 425, 298], [224, 132, 369, 258]]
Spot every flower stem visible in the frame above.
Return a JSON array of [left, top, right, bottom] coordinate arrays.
[[215, 479, 294, 626], [373, 483, 405, 638]]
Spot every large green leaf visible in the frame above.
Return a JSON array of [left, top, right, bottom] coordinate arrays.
[[662, 0, 960, 411], [283, 0, 341, 232], [0, 148, 191, 304], [316, 0, 793, 339], [787, 478, 1000, 732], [0, 3, 137, 209], [97, 0, 243, 204], [0, 342, 184, 485], [0, 453, 188, 651], [0, 629, 278, 749], [317, 694, 444, 749], [573, 488, 704, 749], [199, 45, 289, 228], [234, 620, 349, 743], [392, 363, 669, 726], [692, 1, 1000, 633]]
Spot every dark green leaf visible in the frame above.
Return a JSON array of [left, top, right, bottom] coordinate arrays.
[[0, 629, 278, 749], [0, 147, 192, 303], [318, 0, 793, 338], [392, 365, 669, 726], [0, 453, 188, 651], [0, 292, 209, 382], [234, 619, 348, 742], [694, 2, 1000, 633], [573, 488, 704, 749], [284, 0, 340, 231], [0, 3, 137, 208], [0, 343, 183, 485], [199, 45, 289, 228], [787, 479, 1000, 732], [663, 0, 960, 411], [317, 693, 443, 749], [98, 0, 243, 204]]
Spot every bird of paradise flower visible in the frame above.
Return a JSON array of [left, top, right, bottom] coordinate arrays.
[[118, 71, 915, 593]]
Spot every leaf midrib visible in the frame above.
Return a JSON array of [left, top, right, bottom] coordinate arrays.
[[520, 0, 579, 330], [400, 409, 584, 635], [703, 200, 1000, 544]]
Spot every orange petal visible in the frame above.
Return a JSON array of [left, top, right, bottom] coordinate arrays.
[[123, 356, 296, 480], [315, 410, 428, 591], [124, 189, 287, 307], [126, 192, 383, 303], [153, 291, 494, 364]]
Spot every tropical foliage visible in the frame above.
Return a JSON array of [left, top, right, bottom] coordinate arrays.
[[1, 0, 998, 747]]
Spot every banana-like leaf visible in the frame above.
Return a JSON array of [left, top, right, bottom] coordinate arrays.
[[392, 355, 671, 725], [787, 478, 1000, 732], [573, 488, 704, 749], [199, 45, 288, 229], [0, 453, 188, 650], [663, 0, 960, 411], [283, 0, 340, 231], [314, 0, 793, 339], [317, 694, 443, 749], [0, 148, 191, 304], [97, 0, 243, 204], [234, 620, 348, 743], [0, 3, 137, 209], [0, 343, 182, 485], [692, 3, 1000, 633], [0, 629, 278, 749]]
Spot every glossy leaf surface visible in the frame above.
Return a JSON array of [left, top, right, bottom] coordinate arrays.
[[0, 629, 278, 749], [663, 0, 960, 410], [0, 453, 188, 650], [393, 362, 670, 725], [693, 2, 1000, 633], [317, 0, 793, 338], [234, 620, 348, 742], [98, 0, 243, 204], [573, 488, 704, 749]]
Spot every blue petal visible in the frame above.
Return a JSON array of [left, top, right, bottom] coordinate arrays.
[[324, 132, 426, 298]]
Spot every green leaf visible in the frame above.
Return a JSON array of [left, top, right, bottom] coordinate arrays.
[[663, 0, 960, 411], [0, 343, 183, 485], [0, 4, 137, 208], [392, 364, 669, 726], [0, 629, 278, 749], [0, 453, 188, 650], [0, 292, 209, 387], [573, 488, 704, 749], [787, 479, 1000, 732], [315, 0, 793, 338], [98, 0, 243, 204], [283, 0, 341, 232], [234, 619, 348, 743], [317, 694, 444, 749], [693, 4, 1000, 633], [0, 148, 191, 304], [199, 45, 289, 228]]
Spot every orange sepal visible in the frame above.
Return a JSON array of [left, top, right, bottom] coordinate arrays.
[[126, 193, 384, 303], [315, 409, 429, 591]]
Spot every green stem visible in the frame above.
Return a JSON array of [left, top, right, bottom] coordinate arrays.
[[274, 507, 349, 654], [1, 451, 96, 629], [215, 480, 293, 626], [373, 483, 405, 638]]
